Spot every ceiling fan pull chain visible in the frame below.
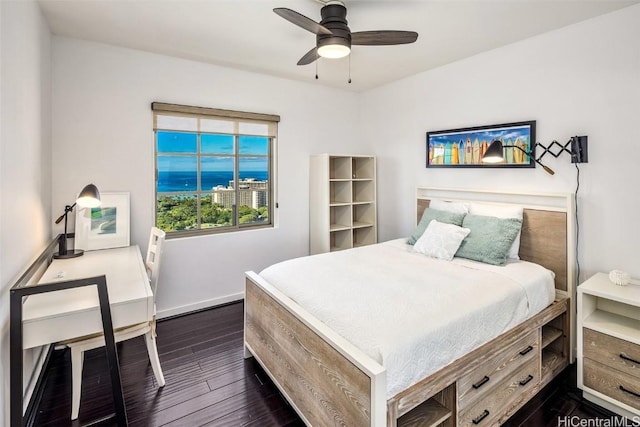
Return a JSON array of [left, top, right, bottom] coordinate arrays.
[[348, 54, 352, 84], [315, 60, 319, 80]]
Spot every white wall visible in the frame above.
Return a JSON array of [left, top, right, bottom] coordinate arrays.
[[52, 37, 362, 316], [0, 0, 52, 424], [360, 4, 640, 282]]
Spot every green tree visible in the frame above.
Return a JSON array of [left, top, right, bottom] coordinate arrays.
[[156, 196, 267, 231], [239, 204, 258, 224]]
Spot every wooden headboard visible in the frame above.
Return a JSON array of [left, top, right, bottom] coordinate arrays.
[[416, 187, 575, 294]]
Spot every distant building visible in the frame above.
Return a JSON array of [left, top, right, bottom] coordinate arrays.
[[212, 185, 234, 208], [211, 178, 268, 209], [252, 189, 267, 208]]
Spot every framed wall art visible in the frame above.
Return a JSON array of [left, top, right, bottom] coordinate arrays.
[[426, 121, 536, 168], [75, 192, 130, 251]]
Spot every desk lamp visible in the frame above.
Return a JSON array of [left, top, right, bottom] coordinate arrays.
[[53, 184, 101, 259]]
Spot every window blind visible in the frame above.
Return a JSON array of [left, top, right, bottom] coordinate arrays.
[[151, 102, 280, 137]]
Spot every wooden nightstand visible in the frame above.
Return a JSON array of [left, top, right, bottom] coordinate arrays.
[[578, 272, 640, 419]]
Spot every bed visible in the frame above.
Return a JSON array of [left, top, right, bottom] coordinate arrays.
[[244, 187, 576, 426]]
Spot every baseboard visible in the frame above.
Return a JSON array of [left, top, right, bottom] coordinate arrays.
[[156, 292, 244, 319]]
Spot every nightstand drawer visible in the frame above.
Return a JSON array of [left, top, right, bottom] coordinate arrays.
[[458, 330, 538, 409], [584, 328, 640, 379], [584, 358, 640, 410], [458, 359, 539, 426]]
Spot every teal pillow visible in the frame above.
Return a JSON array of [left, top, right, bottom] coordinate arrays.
[[407, 208, 466, 245], [455, 214, 523, 265]]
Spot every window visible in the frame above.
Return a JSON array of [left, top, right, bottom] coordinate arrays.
[[152, 102, 279, 237]]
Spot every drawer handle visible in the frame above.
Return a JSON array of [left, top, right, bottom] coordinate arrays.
[[472, 375, 490, 389], [620, 385, 640, 399], [519, 345, 534, 356], [619, 353, 640, 365], [472, 409, 490, 424], [519, 374, 534, 386]]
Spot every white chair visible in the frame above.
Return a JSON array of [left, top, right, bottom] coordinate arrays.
[[64, 227, 167, 420]]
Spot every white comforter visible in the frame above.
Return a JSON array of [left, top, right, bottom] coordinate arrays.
[[259, 238, 555, 398]]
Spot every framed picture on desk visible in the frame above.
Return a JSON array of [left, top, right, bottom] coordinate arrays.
[[75, 191, 130, 250]]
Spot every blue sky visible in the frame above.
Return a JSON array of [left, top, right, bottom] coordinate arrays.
[[157, 132, 268, 171], [157, 132, 268, 154]]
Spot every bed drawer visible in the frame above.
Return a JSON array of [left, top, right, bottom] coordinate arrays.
[[458, 330, 538, 409], [583, 358, 640, 410], [583, 328, 640, 379], [459, 359, 539, 427]]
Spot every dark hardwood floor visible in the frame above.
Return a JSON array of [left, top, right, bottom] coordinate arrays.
[[33, 301, 624, 426]]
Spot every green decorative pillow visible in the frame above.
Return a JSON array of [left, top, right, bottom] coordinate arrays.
[[455, 214, 523, 266], [407, 208, 466, 245]]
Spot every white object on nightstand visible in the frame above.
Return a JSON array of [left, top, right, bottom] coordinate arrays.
[[609, 270, 631, 286], [578, 272, 640, 419]]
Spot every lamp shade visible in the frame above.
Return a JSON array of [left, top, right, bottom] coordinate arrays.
[[482, 140, 505, 163], [76, 184, 101, 208]]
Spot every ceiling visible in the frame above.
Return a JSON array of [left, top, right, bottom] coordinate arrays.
[[38, 0, 639, 92]]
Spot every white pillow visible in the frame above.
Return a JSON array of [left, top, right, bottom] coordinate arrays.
[[429, 199, 470, 215], [469, 202, 524, 259], [413, 220, 471, 261]]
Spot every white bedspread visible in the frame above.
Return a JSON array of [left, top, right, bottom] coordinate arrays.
[[259, 238, 555, 398]]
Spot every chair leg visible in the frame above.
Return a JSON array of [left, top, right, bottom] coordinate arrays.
[[144, 331, 165, 387], [70, 347, 84, 420]]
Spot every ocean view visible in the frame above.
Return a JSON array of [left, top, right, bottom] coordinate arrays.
[[158, 170, 268, 192]]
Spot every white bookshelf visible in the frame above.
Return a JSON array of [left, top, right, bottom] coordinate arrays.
[[310, 154, 377, 254]]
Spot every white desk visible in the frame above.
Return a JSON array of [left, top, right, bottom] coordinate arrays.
[[22, 245, 153, 349]]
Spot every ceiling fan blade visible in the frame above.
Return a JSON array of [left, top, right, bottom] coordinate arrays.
[[273, 8, 332, 35], [297, 47, 320, 66], [351, 30, 419, 46]]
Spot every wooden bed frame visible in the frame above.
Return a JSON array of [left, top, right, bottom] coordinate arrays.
[[244, 187, 576, 426]]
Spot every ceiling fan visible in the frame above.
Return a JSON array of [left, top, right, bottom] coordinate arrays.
[[274, 0, 419, 65]]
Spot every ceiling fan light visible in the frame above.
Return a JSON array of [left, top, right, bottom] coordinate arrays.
[[318, 43, 350, 59], [318, 37, 351, 59]]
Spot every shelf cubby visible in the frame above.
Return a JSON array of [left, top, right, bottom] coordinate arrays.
[[352, 156, 375, 180], [353, 203, 375, 228], [330, 205, 351, 231], [542, 325, 563, 349], [329, 156, 352, 180], [398, 383, 455, 427], [353, 227, 375, 247], [541, 348, 564, 383], [541, 311, 569, 384], [330, 229, 352, 252], [330, 181, 352, 205], [353, 180, 375, 203], [397, 399, 451, 427]]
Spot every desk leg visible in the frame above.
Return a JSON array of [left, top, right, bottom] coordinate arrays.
[[10, 276, 128, 427], [9, 289, 25, 427], [96, 278, 127, 427]]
